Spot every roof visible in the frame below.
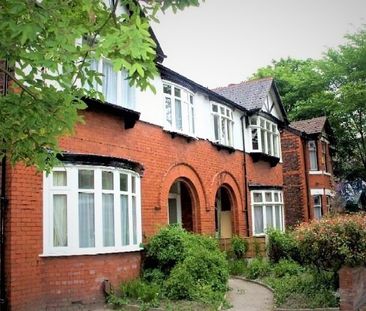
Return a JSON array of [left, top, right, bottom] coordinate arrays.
[[290, 116, 327, 135], [158, 64, 248, 112], [212, 78, 274, 111]]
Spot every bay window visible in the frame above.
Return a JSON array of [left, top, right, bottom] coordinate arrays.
[[163, 82, 195, 135], [87, 59, 135, 109], [43, 165, 142, 256], [249, 116, 280, 157], [251, 190, 284, 235], [212, 103, 234, 146]]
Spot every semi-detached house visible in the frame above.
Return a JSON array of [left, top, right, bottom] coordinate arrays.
[[0, 8, 334, 311]]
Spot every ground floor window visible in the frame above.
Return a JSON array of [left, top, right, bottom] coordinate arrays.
[[43, 165, 142, 256], [251, 190, 284, 235], [313, 195, 322, 220]]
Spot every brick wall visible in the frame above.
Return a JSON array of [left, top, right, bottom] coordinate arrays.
[[339, 266, 366, 310], [281, 130, 309, 227], [5, 107, 247, 310]]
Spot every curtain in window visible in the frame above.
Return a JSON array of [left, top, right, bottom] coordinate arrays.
[[213, 115, 219, 141], [175, 99, 182, 130], [79, 193, 95, 247], [165, 98, 172, 126], [53, 194, 67, 247], [121, 195, 129, 245], [254, 206, 264, 234], [103, 61, 117, 105], [53, 171, 67, 187], [275, 205, 281, 229], [310, 150, 318, 170], [266, 205, 273, 228], [121, 70, 135, 109], [102, 194, 115, 247]]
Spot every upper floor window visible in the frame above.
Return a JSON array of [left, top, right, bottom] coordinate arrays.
[[249, 117, 280, 157], [87, 59, 135, 109], [321, 141, 328, 172], [43, 165, 142, 256], [308, 141, 318, 171], [251, 190, 284, 235], [163, 82, 195, 135], [212, 103, 234, 146]]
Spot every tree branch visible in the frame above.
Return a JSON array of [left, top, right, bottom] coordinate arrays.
[[0, 66, 37, 99]]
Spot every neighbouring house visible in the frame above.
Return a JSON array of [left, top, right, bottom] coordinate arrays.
[[281, 116, 335, 227], [0, 8, 335, 311]]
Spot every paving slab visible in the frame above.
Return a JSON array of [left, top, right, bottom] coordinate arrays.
[[227, 277, 274, 311]]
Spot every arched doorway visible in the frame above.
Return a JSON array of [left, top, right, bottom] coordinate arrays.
[[168, 180, 194, 231], [215, 186, 233, 239]]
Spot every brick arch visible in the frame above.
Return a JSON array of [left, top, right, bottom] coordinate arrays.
[[159, 163, 207, 233], [210, 171, 243, 235]]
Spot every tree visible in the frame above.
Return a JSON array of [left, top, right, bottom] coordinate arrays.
[[252, 27, 366, 179], [0, 0, 201, 171]]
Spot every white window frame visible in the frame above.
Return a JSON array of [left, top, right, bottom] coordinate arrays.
[[251, 190, 284, 236], [42, 164, 142, 256], [168, 181, 182, 225], [163, 81, 195, 136], [313, 195, 322, 220], [211, 102, 234, 147], [87, 58, 136, 109], [308, 140, 318, 171], [249, 116, 280, 158]]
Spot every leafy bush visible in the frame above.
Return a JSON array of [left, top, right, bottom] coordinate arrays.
[[294, 213, 366, 271], [245, 258, 271, 279], [228, 258, 247, 276], [271, 259, 304, 278], [119, 279, 161, 305], [267, 228, 300, 263], [231, 235, 248, 259]]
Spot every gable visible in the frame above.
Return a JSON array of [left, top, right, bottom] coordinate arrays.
[[261, 87, 286, 122]]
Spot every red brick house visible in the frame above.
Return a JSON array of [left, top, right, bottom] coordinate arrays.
[[282, 116, 335, 227]]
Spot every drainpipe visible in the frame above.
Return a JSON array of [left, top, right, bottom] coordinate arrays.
[[240, 114, 250, 237], [0, 156, 7, 310], [302, 136, 311, 221]]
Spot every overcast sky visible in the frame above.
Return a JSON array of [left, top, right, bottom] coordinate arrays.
[[152, 0, 366, 88]]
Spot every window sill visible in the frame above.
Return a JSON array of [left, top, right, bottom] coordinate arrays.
[[250, 152, 280, 167], [309, 170, 332, 176], [164, 129, 197, 142], [211, 142, 236, 154], [40, 246, 143, 257], [82, 97, 140, 129]]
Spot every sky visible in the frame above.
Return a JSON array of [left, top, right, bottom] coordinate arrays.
[[152, 0, 366, 89]]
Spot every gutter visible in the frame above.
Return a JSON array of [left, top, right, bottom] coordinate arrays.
[[301, 137, 311, 221], [240, 114, 250, 237]]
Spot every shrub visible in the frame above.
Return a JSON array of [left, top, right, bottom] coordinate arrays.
[[231, 235, 248, 259], [228, 258, 247, 276], [271, 259, 304, 278], [245, 258, 271, 279], [119, 279, 161, 305], [267, 228, 300, 263], [294, 213, 366, 271]]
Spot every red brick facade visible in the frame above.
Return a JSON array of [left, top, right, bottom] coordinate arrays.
[[282, 127, 335, 227], [4, 107, 250, 310], [339, 266, 366, 310]]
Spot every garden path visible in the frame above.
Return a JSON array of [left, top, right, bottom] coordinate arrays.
[[227, 277, 274, 311]]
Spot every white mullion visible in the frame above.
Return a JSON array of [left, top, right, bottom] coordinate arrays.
[[171, 93, 176, 129], [98, 59, 103, 93], [115, 171, 122, 248], [117, 71, 122, 107], [94, 169, 103, 250], [69, 167, 79, 253], [128, 175, 133, 245]]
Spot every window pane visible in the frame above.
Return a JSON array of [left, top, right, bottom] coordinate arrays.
[[314, 207, 322, 220], [252, 128, 259, 150], [310, 150, 318, 170], [274, 192, 279, 202], [267, 132, 272, 155], [250, 117, 257, 125], [272, 124, 276, 132], [254, 206, 264, 234], [266, 121, 270, 130], [132, 196, 137, 245], [131, 176, 136, 194], [168, 198, 178, 224], [174, 87, 181, 98], [213, 115, 220, 141], [53, 171, 67, 187], [212, 104, 218, 112], [265, 192, 272, 202], [102, 194, 115, 247], [102, 171, 114, 190], [275, 205, 281, 229], [102, 61, 117, 105], [190, 106, 195, 134], [227, 120, 232, 146], [253, 193, 262, 203], [121, 195, 129, 245], [261, 129, 266, 153], [266, 205, 273, 229], [120, 174, 128, 191], [79, 193, 95, 248], [273, 135, 278, 157], [175, 99, 182, 130], [53, 194, 67, 247], [221, 117, 226, 144], [163, 84, 171, 95], [260, 119, 265, 128], [79, 170, 94, 189], [189, 95, 193, 104], [165, 97, 172, 126]]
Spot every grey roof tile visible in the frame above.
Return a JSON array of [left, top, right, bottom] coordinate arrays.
[[290, 116, 327, 134], [212, 78, 274, 111]]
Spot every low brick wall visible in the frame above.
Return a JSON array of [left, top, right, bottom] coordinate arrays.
[[339, 266, 366, 311]]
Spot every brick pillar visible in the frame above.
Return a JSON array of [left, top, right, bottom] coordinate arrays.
[[338, 266, 366, 311]]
